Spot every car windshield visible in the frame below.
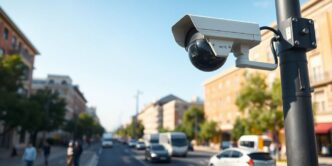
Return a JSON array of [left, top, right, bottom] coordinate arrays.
[[103, 138, 112, 141], [150, 139, 158, 143], [249, 152, 273, 160], [151, 145, 166, 151], [138, 142, 144, 144], [171, 138, 187, 146], [240, 141, 255, 148]]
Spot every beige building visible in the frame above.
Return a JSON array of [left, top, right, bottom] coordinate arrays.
[[163, 98, 203, 131], [162, 99, 188, 130], [138, 94, 186, 135], [204, 0, 332, 152], [32, 75, 87, 120]]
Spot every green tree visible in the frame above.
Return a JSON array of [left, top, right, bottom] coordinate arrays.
[[158, 127, 171, 133], [200, 121, 219, 143], [24, 88, 67, 144], [233, 73, 283, 139], [126, 120, 144, 139], [64, 113, 104, 140], [177, 106, 205, 141], [0, 55, 29, 137]]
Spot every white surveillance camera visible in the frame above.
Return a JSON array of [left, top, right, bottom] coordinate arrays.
[[172, 15, 277, 71]]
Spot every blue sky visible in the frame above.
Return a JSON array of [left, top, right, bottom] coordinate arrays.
[[0, 0, 308, 131]]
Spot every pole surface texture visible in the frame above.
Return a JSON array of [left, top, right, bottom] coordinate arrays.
[[275, 0, 318, 165]]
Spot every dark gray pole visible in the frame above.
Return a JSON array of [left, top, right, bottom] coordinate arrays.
[[134, 91, 142, 139], [275, 0, 318, 165]]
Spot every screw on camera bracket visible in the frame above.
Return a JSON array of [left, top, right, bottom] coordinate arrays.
[[278, 17, 317, 52]]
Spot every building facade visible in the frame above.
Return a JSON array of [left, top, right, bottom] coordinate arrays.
[[0, 7, 40, 149], [138, 94, 185, 135], [86, 106, 100, 124], [32, 75, 87, 120], [0, 7, 39, 95], [162, 98, 203, 131], [203, 0, 332, 154]]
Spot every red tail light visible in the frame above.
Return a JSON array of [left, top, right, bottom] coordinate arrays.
[[247, 159, 254, 166]]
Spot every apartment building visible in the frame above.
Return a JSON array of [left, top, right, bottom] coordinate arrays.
[[0, 7, 39, 95], [32, 75, 87, 120], [138, 94, 184, 135], [203, 0, 332, 153], [163, 98, 203, 131], [0, 7, 40, 148]]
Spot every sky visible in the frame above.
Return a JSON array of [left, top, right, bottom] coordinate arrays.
[[0, 0, 308, 131]]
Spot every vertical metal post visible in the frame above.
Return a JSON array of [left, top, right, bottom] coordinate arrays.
[[134, 91, 142, 139], [275, 0, 318, 165]]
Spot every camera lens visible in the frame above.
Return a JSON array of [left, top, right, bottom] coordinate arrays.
[[187, 39, 226, 72]]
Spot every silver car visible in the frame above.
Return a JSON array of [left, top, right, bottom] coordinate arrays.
[[209, 148, 275, 166]]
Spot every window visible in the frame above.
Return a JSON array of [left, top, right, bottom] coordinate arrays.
[[3, 27, 9, 40], [49, 79, 55, 84], [0, 48, 4, 57], [218, 150, 232, 158], [310, 55, 324, 82], [18, 42, 22, 51], [61, 80, 68, 85], [230, 151, 242, 158], [248, 152, 272, 160], [11, 36, 17, 49], [314, 91, 325, 112], [240, 141, 255, 148]]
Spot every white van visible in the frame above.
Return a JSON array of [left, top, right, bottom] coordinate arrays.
[[159, 132, 188, 157], [238, 135, 272, 152], [144, 134, 159, 146]]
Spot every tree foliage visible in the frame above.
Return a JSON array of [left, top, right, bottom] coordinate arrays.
[[200, 121, 219, 142], [175, 106, 205, 141], [28, 89, 67, 132], [232, 73, 283, 140], [64, 112, 105, 139], [115, 120, 144, 139], [0, 55, 29, 134]]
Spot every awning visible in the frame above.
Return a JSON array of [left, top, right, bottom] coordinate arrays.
[[315, 122, 332, 134]]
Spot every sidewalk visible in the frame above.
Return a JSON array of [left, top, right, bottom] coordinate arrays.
[[0, 144, 99, 166], [0, 146, 65, 166], [194, 145, 332, 166]]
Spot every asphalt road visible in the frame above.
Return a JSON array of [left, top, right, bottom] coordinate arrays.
[[97, 142, 215, 166]]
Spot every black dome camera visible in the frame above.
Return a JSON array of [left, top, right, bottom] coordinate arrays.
[[185, 29, 227, 72]]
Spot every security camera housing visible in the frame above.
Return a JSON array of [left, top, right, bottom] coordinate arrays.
[[172, 15, 277, 71]]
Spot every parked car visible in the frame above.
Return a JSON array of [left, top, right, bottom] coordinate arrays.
[[101, 138, 113, 148], [136, 141, 146, 150], [209, 148, 275, 166], [145, 144, 171, 163], [238, 135, 272, 152], [128, 139, 137, 148]]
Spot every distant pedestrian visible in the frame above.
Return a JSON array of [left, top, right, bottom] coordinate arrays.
[[66, 141, 74, 166], [22, 142, 37, 166], [43, 141, 51, 166], [73, 141, 83, 166]]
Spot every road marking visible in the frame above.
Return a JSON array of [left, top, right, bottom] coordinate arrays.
[[98, 148, 103, 155], [122, 156, 132, 164]]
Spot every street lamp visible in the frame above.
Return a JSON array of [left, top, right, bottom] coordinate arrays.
[[171, 0, 318, 165], [133, 90, 143, 139]]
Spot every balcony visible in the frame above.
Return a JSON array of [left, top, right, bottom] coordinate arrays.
[[8, 49, 34, 67], [309, 71, 332, 87]]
